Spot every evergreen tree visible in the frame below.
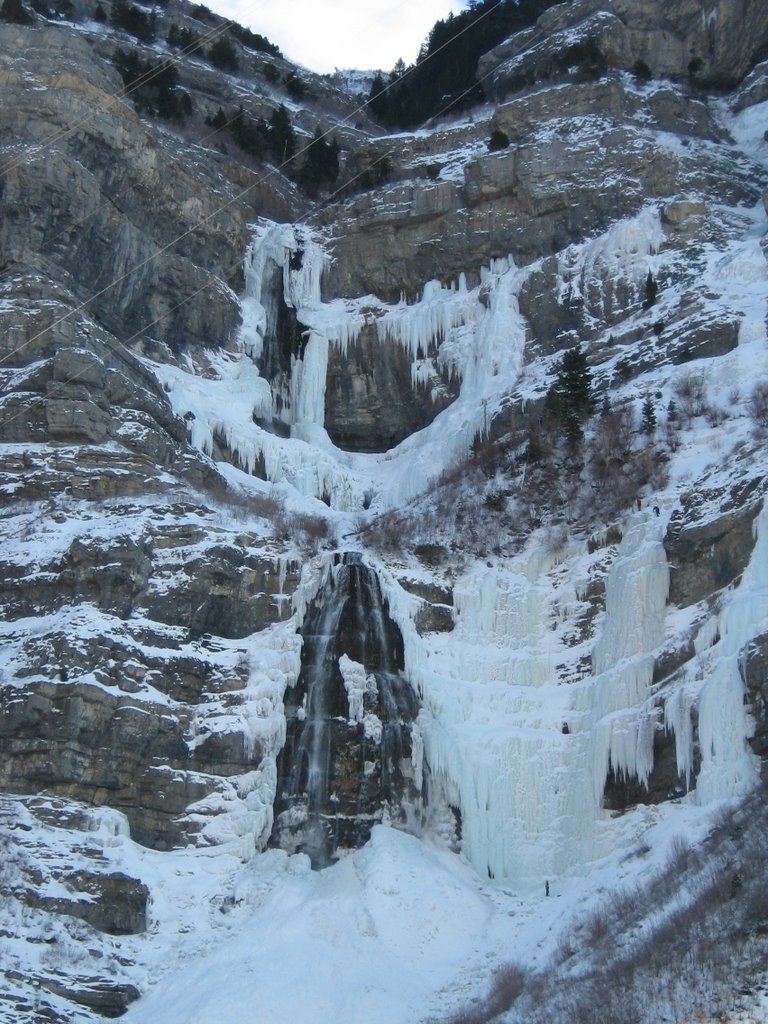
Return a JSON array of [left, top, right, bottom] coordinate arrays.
[[229, 22, 280, 57], [110, 0, 155, 42], [488, 129, 510, 152], [230, 106, 269, 158], [112, 48, 191, 123], [207, 36, 238, 72], [643, 269, 658, 309], [544, 344, 594, 440], [367, 73, 389, 121], [205, 106, 228, 131], [641, 394, 657, 435], [0, 0, 34, 22], [285, 70, 306, 100], [298, 130, 340, 196], [369, 0, 562, 129], [267, 104, 296, 164]]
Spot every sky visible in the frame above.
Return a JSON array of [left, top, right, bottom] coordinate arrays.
[[206, 0, 467, 74]]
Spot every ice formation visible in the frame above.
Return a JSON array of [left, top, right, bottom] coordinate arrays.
[[375, 498, 762, 887], [153, 222, 530, 511], [694, 501, 765, 802], [148, 213, 765, 887]]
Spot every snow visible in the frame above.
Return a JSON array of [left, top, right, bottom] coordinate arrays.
[[5, 39, 768, 1024], [120, 827, 496, 1024]]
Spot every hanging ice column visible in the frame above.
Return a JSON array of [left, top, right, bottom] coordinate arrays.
[[383, 514, 676, 888], [240, 222, 335, 436], [583, 514, 670, 801], [693, 501, 766, 803]]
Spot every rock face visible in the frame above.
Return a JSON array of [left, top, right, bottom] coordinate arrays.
[[319, 72, 758, 304], [479, 0, 768, 100], [744, 633, 768, 767], [665, 482, 764, 609], [325, 324, 460, 452]]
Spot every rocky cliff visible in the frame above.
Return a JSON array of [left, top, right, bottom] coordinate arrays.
[[2, 0, 768, 1021]]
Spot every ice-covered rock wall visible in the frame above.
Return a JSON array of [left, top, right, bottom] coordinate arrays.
[[161, 225, 530, 510], [377, 506, 762, 888]]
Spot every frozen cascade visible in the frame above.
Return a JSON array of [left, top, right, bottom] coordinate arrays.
[[182, 618, 303, 858], [583, 513, 670, 799], [557, 206, 664, 316], [694, 501, 766, 803], [161, 228, 531, 511], [271, 554, 426, 867], [373, 517, 676, 887]]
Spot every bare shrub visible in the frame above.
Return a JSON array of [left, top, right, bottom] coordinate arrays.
[[360, 510, 415, 553], [584, 905, 610, 947], [441, 962, 526, 1024], [703, 402, 726, 427], [674, 372, 708, 424], [443, 1009, 487, 1024], [747, 380, 768, 431], [273, 510, 333, 554], [555, 930, 576, 963], [667, 833, 691, 871], [664, 415, 681, 452], [592, 405, 635, 464], [485, 961, 526, 1015], [471, 433, 507, 479]]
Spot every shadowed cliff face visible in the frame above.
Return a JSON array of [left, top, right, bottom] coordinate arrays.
[[272, 556, 425, 867], [325, 323, 460, 452]]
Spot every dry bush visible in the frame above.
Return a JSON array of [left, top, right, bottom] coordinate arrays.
[[290, 512, 334, 555], [667, 833, 691, 871], [747, 380, 768, 431], [704, 403, 727, 428], [485, 961, 526, 1015], [441, 961, 526, 1024], [555, 930, 576, 963], [664, 415, 681, 452], [359, 510, 417, 553], [583, 905, 610, 947], [674, 372, 708, 425]]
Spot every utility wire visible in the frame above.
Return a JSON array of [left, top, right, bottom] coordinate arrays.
[[0, 5, 257, 181], [0, 0, 508, 433]]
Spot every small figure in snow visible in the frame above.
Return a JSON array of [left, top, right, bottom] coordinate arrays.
[[636, 497, 642, 511], [545, 880, 550, 897], [562, 722, 570, 735], [654, 505, 660, 517]]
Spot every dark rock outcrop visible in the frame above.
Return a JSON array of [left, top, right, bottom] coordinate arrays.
[[325, 324, 459, 452], [665, 482, 764, 608]]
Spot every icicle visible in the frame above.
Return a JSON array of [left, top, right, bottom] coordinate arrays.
[[664, 687, 694, 787], [339, 653, 368, 724], [694, 502, 767, 803]]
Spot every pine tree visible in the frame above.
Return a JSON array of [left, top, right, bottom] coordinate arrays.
[[298, 130, 340, 196], [0, 0, 33, 23], [207, 37, 238, 72], [544, 344, 594, 440], [641, 394, 657, 435], [643, 269, 658, 309], [205, 106, 227, 131], [268, 104, 296, 164]]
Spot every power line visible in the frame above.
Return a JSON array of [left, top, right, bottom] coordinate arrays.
[[0, 4, 253, 181], [0, 1, 509, 436]]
